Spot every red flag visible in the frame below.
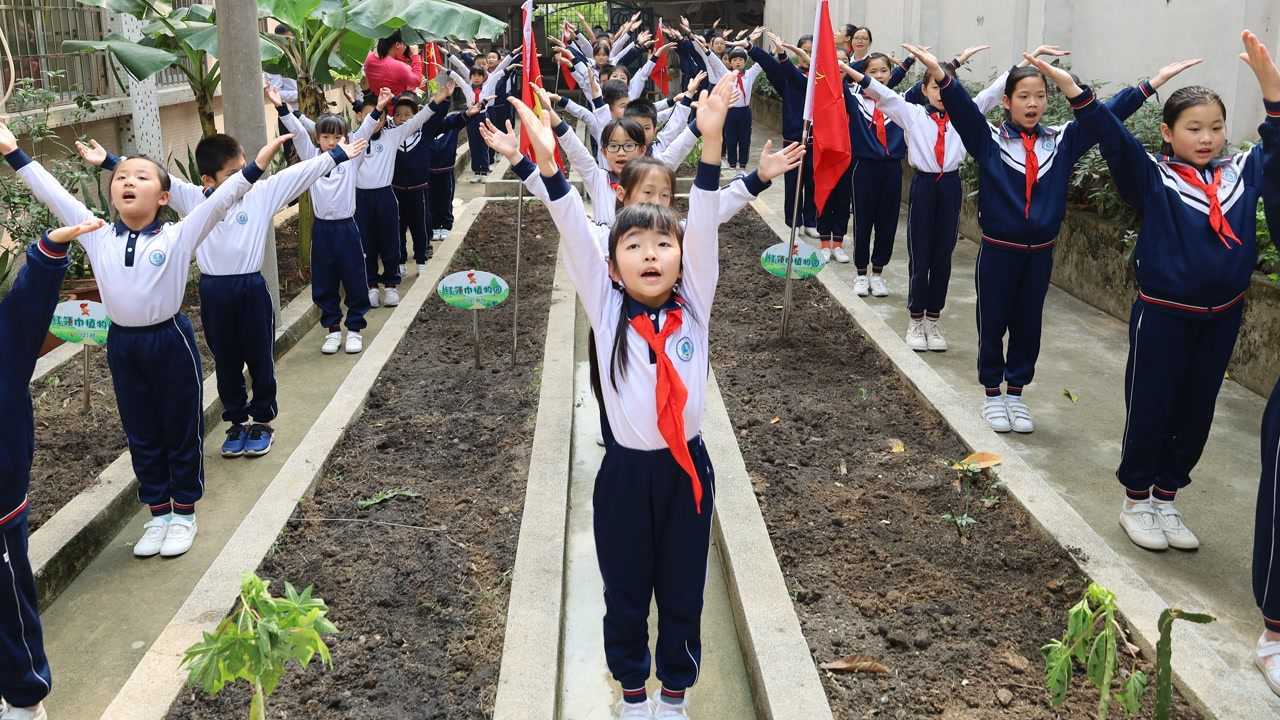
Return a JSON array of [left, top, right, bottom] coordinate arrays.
[[559, 27, 578, 91], [651, 19, 670, 95], [803, 0, 851, 214], [519, 0, 564, 169], [425, 43, 440, 82]]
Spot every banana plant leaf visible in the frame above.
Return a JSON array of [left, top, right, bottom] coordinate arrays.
[[72, 0, 164, 17], [346, 0, 507, 42], [62, 35, 179, 81], [256, 0, 326, 35]]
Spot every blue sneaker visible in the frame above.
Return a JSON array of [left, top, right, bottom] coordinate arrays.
[[243, 424, 274, 457], [220, 424, 246, 457]]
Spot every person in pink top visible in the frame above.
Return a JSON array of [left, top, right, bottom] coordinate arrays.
[[363, 30, 425, 96]]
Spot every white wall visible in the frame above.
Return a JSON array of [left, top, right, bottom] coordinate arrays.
[[763, 0, 1280, 141]]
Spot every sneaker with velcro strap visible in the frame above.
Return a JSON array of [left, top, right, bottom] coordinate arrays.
[[1119, 500, 1169, 551]]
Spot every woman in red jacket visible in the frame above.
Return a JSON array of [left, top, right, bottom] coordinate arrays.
[[363, 30, 425, 96]]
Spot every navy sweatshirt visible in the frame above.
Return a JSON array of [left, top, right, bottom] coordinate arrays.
[[1097, 98, 1280, 312], [850, 56, 913, 89], [940, 72, 1107, 248], [1, 237, 71, 526], [847, 81, 908, 161], [430, 111, 474, 170], [394, 99, 451, 188], [749, 47, 808, 140]]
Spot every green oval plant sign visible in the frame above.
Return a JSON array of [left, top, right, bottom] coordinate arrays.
[[761, 241, 826, 279], [50, 299, 111, 346], [438, 270, 511, 309]]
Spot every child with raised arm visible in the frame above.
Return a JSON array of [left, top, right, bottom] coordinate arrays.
[[0, 122, 290, 559], [516, 72, 733, 720], [0, 218, 104, 720]]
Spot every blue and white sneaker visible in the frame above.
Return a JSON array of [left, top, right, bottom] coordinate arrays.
[[243, 424, 274, 457], [221, 424, 246, 457]]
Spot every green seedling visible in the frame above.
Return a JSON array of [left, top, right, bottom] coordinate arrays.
[[356, 487, 422, 509], [1042, 582, 1145, 719]]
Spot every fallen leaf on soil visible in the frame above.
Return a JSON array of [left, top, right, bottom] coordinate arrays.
[[819, 655, 889, 674], [1062, 388, 1079, 404], [888, 438, 905, 453], [770, 416, 780, 424], [838, 459, 847, 476], [1000, 649, 1031, 674], [952, 451, 1002, 470]]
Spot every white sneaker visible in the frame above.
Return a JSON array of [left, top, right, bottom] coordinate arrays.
[[1153, 501, 1200, 550], [398, 264, 406, 277], [382, 287, 400, 307], [869, 274, 889, 297], [133, 515, 170, 557], [925, 319, 948, 351], [853, 274, 870, 296], [905, 318, 928, 351], [832, 246, 850, 263], [437, 229, 449, 241], [1120, 501, 1169, 551], [1005, 395, 1034, 433], [614, 699, 653, 719], [321, 331, 342, 355], [345, 332, 363, 354], [652, 693, 689, 719], [161, 514, 198, 557], [804, 226, 819, 238], [819, 248, 832, 263], [368, 288, 381, 308], [1255, 634, 1280, 697], [418, 263, 428, 274], [982, 395, 1012, 433], [0, 701, 47, 720]]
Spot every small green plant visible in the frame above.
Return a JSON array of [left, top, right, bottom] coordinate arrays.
[[1154, 608, 1214, 719], [356, 487, 422, 509], [181, 572, 337, 720], [1042, 582, 1147, 719], [942, 460, 992, 539]]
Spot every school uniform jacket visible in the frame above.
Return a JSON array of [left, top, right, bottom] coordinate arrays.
[[356, 104, 440, 190], [394, 99, 453, 189], [939, 73, 1106, 249], [281, 110, 378, 220], [7, 150, 261, 326], [542, 162, 722, 450], [1098, 98, 1280, 312], [858, 73, 1007, 173], [749, 47, 808, 140]]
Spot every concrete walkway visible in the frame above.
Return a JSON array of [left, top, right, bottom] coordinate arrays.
[[558, 302, 755, 718], [744, 121, 1274, 686], [39, 272, 422, 719]]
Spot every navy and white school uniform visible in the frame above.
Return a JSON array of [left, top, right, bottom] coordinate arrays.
[[858, 73, 1005, 316], [356, 103, 439, 289], [0, 236, 71, 709], [725, 65, 763, 169], [464, 52, 517, 176], [938, 73, 1107, 394], [1095, 99, 1280, 501], [395, 98, 451, 265], [7, 149, 261, 517], [1258, 191, 1280, 628], [281, 109, 378, 334], [750, 47, 816, 231], [427, 111, 472, 235], [845, 79, 908, 271], [541, 160, 722, 697]]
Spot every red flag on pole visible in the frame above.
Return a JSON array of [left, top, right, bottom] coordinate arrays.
[[802, 0, 852, 214], [651, 19, 670, 95], [559, 26, 578, 91], [425, 42, 440, 82], [519, 0, 564, 168]]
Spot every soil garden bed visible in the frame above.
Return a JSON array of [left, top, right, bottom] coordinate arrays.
[[708, 207, 1200, 718], [27, 217, 308, 532], [165, 202, 558, 719]]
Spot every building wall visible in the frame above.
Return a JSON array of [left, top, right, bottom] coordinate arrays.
[[764, 0, 1280, 141]]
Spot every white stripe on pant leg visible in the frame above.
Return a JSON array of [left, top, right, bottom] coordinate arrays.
[[975, 244, 984, 381], [905, 187, 916, 313], [3, 534, 51, 694], [172, 319, 205, 492], [1120, 307, 1145, 460], [264, 283, 278, 421], [1264, 438, 1280, 607]]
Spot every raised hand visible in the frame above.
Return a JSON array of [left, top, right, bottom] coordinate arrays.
[[532, 85, 564, 126], [637, 30, 652, 46], [264, 82, 284, 108], [756, 139, 805, 183], [902, 44, 945, 83], [47, 218, 106, 244], [75, 139, 109, 167], [1031, 45, 1070, 59], [1150, 58, 1203, 90], [478, 118, 521, 162], [839, 61, 865, 83], [955, 45, 991, 64], [1022, 52, 1084, 98], [749, 26, 765, 43], [686, 70, 707, 95], [735, 28, 750, 40], [255, 133, 295, 170], [1241, 30, 1280, 101], [339, 137, 368, 158], [0, 121, 17, 154], [696, 73, 738, 139], [509, 97, 557, 173], [377, 87, 394, 110]]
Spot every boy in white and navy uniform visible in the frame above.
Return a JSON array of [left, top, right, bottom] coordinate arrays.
[[723, 49, 762, 169], [93, 134, 356, 457], [354, 91, 439, 308], [280, 106, 381, 354], [5, 137, 273, 559]]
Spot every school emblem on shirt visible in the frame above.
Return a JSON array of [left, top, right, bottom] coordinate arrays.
[[676, 336, 694, 362], [375, 144, 385, 154], [335, 165, 346, 175], [1040, 137, 1054, 151], [235, 211, 249, 225], [148, 249, 167, 267], [1222, 166, 1238, 185]]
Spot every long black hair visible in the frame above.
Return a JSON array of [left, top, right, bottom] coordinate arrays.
[[1160, 85, 1226, 157], [1002, 66, 1048, 125]]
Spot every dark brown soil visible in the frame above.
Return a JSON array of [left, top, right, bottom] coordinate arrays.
[[164, 202, 558, 720], [28, 217, 308, 532], [709, 207, 1200, 718]]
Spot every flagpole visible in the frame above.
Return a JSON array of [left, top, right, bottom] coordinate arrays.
[[780, 119, 812, 340], [512, 178, 523, 366]]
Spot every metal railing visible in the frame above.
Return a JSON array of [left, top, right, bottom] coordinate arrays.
[[154, 0, 205, 88], [0, 0, 113, 103]]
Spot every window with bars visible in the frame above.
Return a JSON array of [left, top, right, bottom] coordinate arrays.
[[0, 0, 113, 103], [154, 0, 206, 88]]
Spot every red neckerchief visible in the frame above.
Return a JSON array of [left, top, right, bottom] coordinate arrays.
[[1020, 131, 1039, 218], [872, 105, 888, 150], [1168, 163, 1243, 249], [931, 112, 948, 171], [736, 72, 745, 100], [627, 305, 704, 513], [473, 86, 481, 103]]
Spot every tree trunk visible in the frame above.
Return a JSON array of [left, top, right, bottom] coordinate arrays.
[[197, 92, 218, 138]]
